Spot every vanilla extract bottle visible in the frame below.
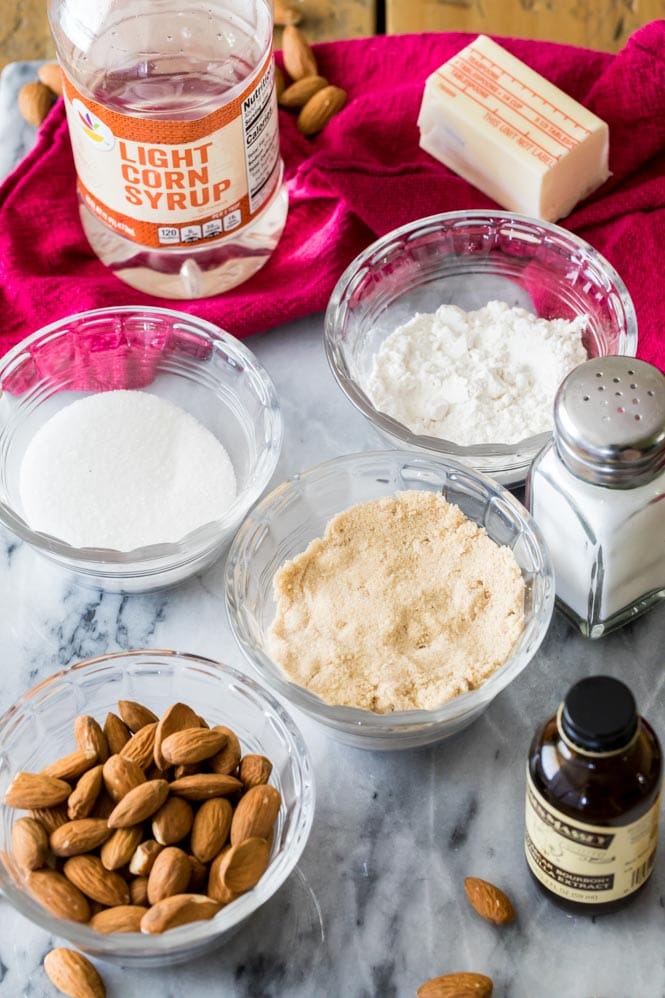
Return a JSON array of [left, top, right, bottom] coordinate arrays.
[[525, 676, 662, 914]]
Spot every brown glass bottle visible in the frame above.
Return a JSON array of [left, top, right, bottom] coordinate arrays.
[[525, 675, 662, 915]]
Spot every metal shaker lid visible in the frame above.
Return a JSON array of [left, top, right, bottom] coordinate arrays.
[[554, 356, 665, 487]]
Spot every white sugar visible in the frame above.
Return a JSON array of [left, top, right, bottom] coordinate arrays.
[[19, 390, 237, 551]]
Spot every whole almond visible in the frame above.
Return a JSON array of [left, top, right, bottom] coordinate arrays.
[[297, 85, 346, 137], [208, 726, 242, 775], [153, 702, 202, 769], [169, 773, 242, 801], [417, 972, 494, 998], [161, 728, 227, 766], [279, 75, 327, 109], [282, 25, 317, 80], [11, 817, 49, 871], [102, 754, 146, 803], [63, 854, 130, 907], [44, 948, 105, 998], [4, 772, 71, 809], [74, 716, 109, 764], [18, 81, 54, 127], [67, 764, 103, 820], [274, 64, 286, 101], [152, 796, 194, 846], [230, 784, 281, 845], [103, 712, 131, 755], [129, 839, 162, 876], [118, 700, 158, 732], [239, 754, 273, 790], [50, 818, 113, 857], [89, 904, 148, 935], [217, 836, 271, 894], [191, 798, 233, 864], [130, 876, 149, 905], [140, 893, 221, 934], [147, 846, 191, 904], [42, 748, 98, 782], [107, 779, 169, 828], [37, 62, 64, 97], [207, 848, 238, 905], [100, 825, 143, 871], [27, 869, 91, 922], [120, 722, 157, 770], [464, 877, 515, 926], [187, 854, 208, 893], [30, 804, 69, 835], [274, 0, 302, 27]]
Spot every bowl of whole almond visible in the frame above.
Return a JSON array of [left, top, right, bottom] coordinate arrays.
[[0, 650, 314, 968]]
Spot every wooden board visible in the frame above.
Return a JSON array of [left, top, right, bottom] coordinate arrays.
[[385, 0, 665, 53]]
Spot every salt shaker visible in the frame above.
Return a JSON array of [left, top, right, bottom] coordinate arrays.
[[526, 356, 665, 638]]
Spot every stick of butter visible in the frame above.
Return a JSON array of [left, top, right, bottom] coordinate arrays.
[[418, 35, 610, 221]]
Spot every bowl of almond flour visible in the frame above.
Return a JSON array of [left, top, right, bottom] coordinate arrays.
[[325, 211, 637, 486], [225, 450, 554, 750]]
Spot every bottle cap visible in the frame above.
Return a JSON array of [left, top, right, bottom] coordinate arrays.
[[554, 357, 665, 488], [560, 675, 638, 753]]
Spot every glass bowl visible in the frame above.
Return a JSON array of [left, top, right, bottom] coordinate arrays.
[[324, 211, 638, 486], [0, 650, 314, 967], [0, 307, 282, 591], [225, 450, 554, 750]]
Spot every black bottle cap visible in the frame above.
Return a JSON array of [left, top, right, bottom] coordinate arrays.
[[561, 676, 638, 752]]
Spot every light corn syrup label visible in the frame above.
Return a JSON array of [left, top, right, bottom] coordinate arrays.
[[525, 771, 659, 903], [62, 52, 280, 249]]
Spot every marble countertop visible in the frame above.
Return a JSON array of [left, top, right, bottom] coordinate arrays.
[[1, 60, 664, 998]]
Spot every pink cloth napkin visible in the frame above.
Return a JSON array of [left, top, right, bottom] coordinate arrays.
[[1, 23, 665, 366]]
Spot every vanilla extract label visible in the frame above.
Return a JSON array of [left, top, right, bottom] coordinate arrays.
[[525, 772, 659, 903]]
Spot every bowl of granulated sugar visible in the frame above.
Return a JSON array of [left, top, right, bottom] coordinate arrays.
[[0, 307, 282, 591], [325, 211, 637, 486]]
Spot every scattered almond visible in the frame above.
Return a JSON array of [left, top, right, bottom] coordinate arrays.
[[102, 754, 146, 803], [298, 84, 346, 137], [101, 825, 143, 871], [89, 904, 148, 935], [63, 854, 130, 907], [274, 0, 303, 27], [4, 772, 71, 809], [103, 712, 131, 755], [230, 784, 281, 845], [279, 74, 328, 109], [107, 779, 170, 828], [140, 893, 221, 934], [160, 727, 227, 766], [44, 947, 105, 998], [147, 846, 191, 904], [27, 869, 91, 922], [50, 818, 113, 857], [67, 764, 103, 820], [118, 700, 158, 732], [169, 773, 242, 801], [417, 972, 494, 998], [191, 798, 233, 864], [74, 716, 109, 764], [18, 81, 54, 127], [120, 722, 158, 770], [239, 754, 273, 790], [152, 796, 194, 845], [153, 702, 202, 769], [37, 62, 64, 97], [282, 24, 317, 80], [43, 748, 97, 783], [464, 877, 515, 926], [11, 817, 49, 871], [217, 836, 271, 894]]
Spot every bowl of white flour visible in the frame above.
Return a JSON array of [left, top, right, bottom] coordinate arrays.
[[0, 308, 282, 590], [325, 211, 637, 485]]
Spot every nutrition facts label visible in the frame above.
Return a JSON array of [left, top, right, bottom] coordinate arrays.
[[436, 36, 592, 168], [242, 62, 281, 215]]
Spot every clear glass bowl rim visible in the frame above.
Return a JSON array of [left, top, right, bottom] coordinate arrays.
[[225, 448, 556, 731], [0, 648, 315, 955], [324, 209, 639, 460], [0, 306, 283, 566]]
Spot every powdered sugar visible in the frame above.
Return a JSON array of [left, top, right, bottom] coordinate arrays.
[[19, 390, 237, 551], [364, 301, 588, 446]]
